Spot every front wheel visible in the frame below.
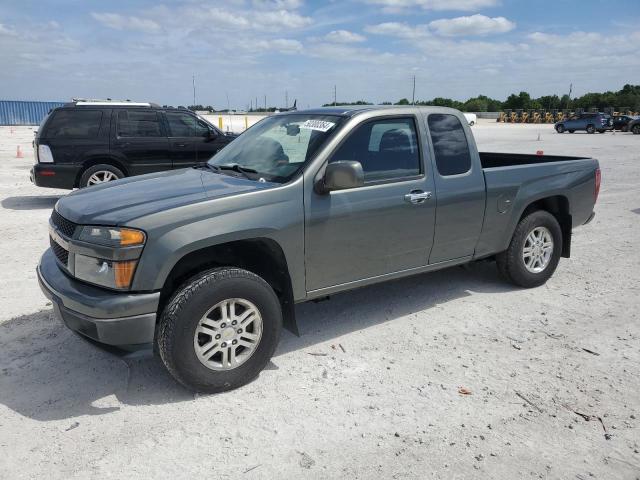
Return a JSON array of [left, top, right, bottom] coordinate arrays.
[[496, 210, 562, 288], [632, 124, 640, 135], [158, 267, 282, 393], [586, 124, 596, 134], [555, 125, 565, 133]]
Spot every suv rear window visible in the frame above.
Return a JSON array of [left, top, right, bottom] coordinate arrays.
[[117, 110, 163, 137], [45, 110, 103, 138]]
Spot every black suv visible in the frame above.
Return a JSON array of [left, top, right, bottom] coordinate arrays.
[[31, 101, 238, 189]]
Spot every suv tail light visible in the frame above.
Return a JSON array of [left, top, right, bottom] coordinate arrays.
[[38, 144, 54, 163], [594, 167, 601, 203]]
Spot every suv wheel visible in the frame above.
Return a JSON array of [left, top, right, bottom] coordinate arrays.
[[158, 267, 282, 393], [496, 210, 562, 288], [586, 124, 596, 134], [633, 124, 640, 135], [80, 164, 124, 188], [555, 124, 565, 133]]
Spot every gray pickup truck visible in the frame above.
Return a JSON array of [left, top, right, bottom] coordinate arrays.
[[38, 106, 600, 392]]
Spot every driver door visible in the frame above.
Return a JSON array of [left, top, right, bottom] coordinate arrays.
[[304, 116, 436, 292], [164, 111, 226, 169]]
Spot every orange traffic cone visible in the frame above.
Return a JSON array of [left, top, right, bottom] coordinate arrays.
[[16, 146, 24, 158]]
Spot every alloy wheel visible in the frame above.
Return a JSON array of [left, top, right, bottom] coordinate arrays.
[[193, 298, 263, 371], [522, 226, 554, 273], [87, 170, 119, 185]]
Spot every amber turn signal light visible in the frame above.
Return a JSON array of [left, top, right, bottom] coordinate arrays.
[[120, 229, 146, 246], [114, 260, 138, 289]]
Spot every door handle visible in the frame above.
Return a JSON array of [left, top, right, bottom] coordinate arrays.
[[175, 143, 187, 148], [404, 190, 432, 204]]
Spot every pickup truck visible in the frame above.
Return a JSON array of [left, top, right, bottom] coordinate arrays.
[[38, 106, 600, 393]]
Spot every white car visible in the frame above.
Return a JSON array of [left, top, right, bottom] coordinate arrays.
[[464, 113, 477, 126]]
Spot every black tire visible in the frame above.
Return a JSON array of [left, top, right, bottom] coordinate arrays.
[[632, 124, 640, 135], [568, 130, 575, 133], [79, 164, 124, 188], [555, 125, 565, 133], [597, 130, 605, 134], [586, 124, 595, 134], [496, 210, 563, 288], [158, 267, 282, 393]]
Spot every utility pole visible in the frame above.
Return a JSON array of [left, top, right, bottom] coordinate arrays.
[[192, 74, 196, 107], [333, 85, 337, 106], [285, 90, 288, 108], [412, 75, 416, 105], [264, 95, 267, 111]]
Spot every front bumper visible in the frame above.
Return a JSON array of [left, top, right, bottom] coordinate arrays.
[[37, 248, 160, 347], [31, 163, 80, 189]]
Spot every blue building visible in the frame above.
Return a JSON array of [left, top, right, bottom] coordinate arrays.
[[0, 100, 65, 126]]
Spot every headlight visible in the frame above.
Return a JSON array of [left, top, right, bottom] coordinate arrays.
[[74, 226, 145, 289], [75, 255, 138, 290], [78, 226, 145, 247]]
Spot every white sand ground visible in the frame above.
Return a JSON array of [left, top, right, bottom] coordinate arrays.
[[0, 120, 638, 479]]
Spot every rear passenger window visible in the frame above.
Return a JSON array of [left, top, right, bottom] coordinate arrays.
[[428, 114, 471, 176], [45, 110, 103, 138], [118, 110, 162, 137], [330, 117, 420, 182]]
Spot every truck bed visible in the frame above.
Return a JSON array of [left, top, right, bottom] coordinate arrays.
[[479, 152, 590, 169]]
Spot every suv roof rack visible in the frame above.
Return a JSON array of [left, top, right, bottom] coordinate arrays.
[[67, 98, 161, 108]]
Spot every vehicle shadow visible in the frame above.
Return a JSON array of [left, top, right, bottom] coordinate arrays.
[[1, 195, 62, 210], [0, 261, 514, 422]]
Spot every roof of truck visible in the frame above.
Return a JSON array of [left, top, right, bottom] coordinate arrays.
[[281, 105, 460, 117]]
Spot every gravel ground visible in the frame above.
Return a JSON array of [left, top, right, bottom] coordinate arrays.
[[0, 121, 638, 479]]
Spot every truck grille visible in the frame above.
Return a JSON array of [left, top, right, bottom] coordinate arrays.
[[51, 210, 77, 238], [50, 237, 69, 266]]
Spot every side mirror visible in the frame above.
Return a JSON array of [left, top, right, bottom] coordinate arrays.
[[207, 129, 217, 138], [318, 161, 364, 193]]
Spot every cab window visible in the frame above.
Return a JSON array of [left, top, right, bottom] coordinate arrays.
[[329, 117, 421, 182], [427, 113, 471, 176]]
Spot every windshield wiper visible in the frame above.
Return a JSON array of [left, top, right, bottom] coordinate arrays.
[[214, 163, 258, 179]]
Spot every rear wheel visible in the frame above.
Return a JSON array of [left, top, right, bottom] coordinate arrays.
[[79, 164, 124, 188], [555, 125, 565, 133], [496, 210, 562, 288], [158, 267, 282, 393], [586, 124, 596, 134]]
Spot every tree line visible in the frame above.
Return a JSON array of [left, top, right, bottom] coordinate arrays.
[[323, 84, 640, 112]]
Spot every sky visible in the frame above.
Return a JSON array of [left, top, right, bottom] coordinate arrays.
[[1, 0, 639, 109]]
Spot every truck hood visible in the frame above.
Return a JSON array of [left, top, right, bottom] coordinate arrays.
[[55, 167, 275, 225]]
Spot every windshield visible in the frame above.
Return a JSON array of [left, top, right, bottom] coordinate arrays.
[[208, 114, 343, 183]]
